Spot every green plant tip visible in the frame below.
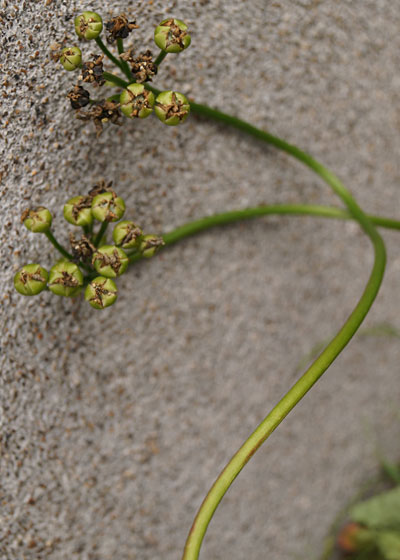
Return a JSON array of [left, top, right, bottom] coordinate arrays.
[[112, 220, 143, 249], [120, 84, 155, 119], [14, 264, 48, 296], [92, 245, 129, 277], [85, 276, 118, 309], [154, 91, 190, 125], [139, 234, 165, 258], [74, 11, 103, 40], [154, 18, 191, 53], [63, 195, 93, 227], [22, 207, 52, 233], [48, 261, 84, 297], [91, 191, 126, 222], [59, 46, 82, 71]]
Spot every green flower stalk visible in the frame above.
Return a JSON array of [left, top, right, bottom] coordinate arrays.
[[63, 195, 93, 227], [91, 191, 126, 222], [48, 261, 83, 297], [154, 91, 190, 125], [21, 207, 52, 233], [74, 11, 103, 40], [154, 18, 191, 53], [139, 234, 165, 258], [59, 47, 82, 71], [14, 264, 48, 296], [112, 220, 142, 249], [92, 245, 129, 277], [85, 276, 118, 309], [120, 84, 155, 119]]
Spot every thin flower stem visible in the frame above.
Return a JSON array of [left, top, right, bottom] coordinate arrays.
[[106, 94, 121, 102], [162, 205, 400, 245], [93, 221, 109, 247], [103, 71, 129, 89], [82, 224, 91, 236], [95, 36, 130, 78], [100, 46, 395, 559], [44, 230, 92, 272], [178, 108, 387, 560], [154, 50, 168, 67], [45, 230, 74, 261], [127, 204, 400, 267], [116, 38, 134, 80], [116, 38, 124, 54]]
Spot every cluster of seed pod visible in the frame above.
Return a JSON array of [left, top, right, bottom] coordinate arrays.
[[14, 183, 164, 309], [59, 11, 191, 135]]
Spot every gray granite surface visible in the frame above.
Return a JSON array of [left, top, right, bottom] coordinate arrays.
[[1, 0, 400, 558]]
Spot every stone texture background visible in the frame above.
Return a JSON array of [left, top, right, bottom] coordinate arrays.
[[1, 0, 400, 558]]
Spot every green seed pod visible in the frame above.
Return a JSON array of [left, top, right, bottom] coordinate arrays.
[[63, 195, 93, 227], [74, 11, 103, 40], [59, 46, 82, 71], [92, 245, 129, 278], [112, 221, 142, 249], [48, 261, 83, 297], [120, 84, 155, 119], [139, 234, 165, 258], [14, 264, 48, 296], [91, 191, 125, 222], [154, 18, 191, 53], [154, 90, 190, 126], [21, 207, 52, 233], [85, 276, 118, 309]]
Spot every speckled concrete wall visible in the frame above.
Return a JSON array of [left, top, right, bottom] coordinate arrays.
[[1, 1, 400, 558]]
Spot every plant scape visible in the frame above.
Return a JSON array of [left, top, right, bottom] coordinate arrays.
[[13, 9, 400, 560]]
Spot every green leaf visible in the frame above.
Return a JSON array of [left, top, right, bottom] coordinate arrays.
[[350, 488, 400, 530], [376, 531, 400, 560]]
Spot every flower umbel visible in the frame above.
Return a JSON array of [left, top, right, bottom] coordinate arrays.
[[113, 220, 143, 249], [14, 264, 48, 296], [69, 233, 96, 263], [105, 14, 139, 43], [92, 245, 129, 277], [154, 18, 191, 53], [59, 47, 82, 71], [120, 49, 157, 83], [21, 207, 52, 233], [67, 85, 90, 109], [154, 91, 190, 125], [48, 261, 83, 297], [77, 100, 122, 136], [80, 54, 105, 86], [85, 276, 118, 309], [64, 195, 93, 227], [120, 84, 155, 118], [91, 191, 126, 222], [74, 11, 103, 40], [139, 234, 165, 258]]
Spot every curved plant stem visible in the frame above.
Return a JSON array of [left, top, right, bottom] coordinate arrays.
[[161, 204, 400, 247], [178, 112, 387, 560], [45, 230, 91, 272], [45, 230, 75, 261], [127, 204, 400, 266], [98, 51, 392, 559], [95, 37, 130, 78]]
